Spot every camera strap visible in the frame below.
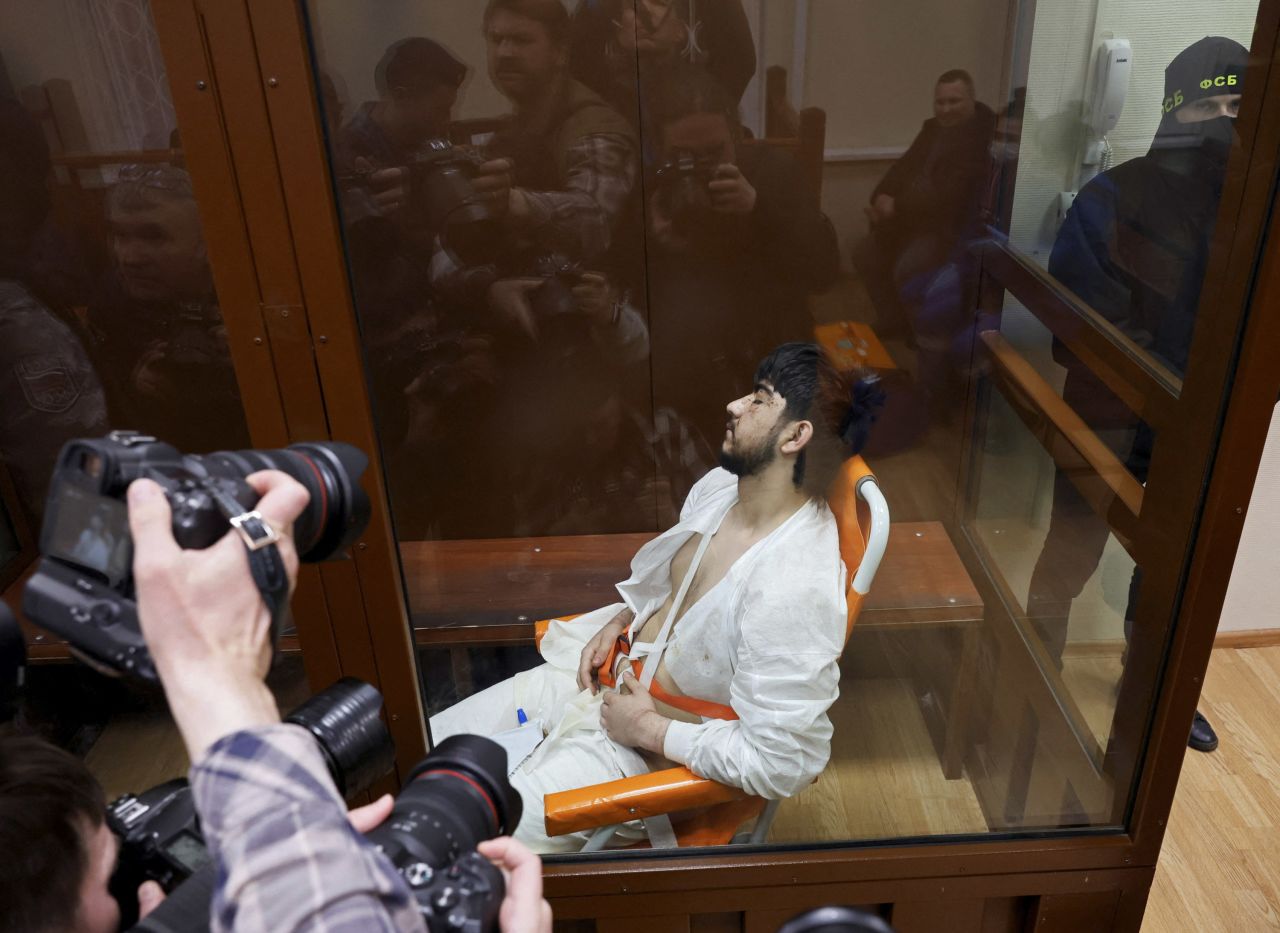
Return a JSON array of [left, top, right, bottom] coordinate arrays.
[[208, 487, 291, 637]]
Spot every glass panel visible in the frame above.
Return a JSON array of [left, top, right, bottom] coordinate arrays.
[[971, 386, 1136, 766], [304, 0, 1264, 856], [0, 1, 258, 792], [0, 7, 251, 532], [1002, 0, 1260, 391]]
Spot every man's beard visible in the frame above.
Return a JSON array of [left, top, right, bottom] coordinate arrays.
[[719, 423, 782, 478]]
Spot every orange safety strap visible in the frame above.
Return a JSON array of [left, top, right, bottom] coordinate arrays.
[[599, 632, 738, 722]]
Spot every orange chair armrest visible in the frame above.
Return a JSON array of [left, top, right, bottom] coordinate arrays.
[[533, 614, 583, 650], [544, 766, 748, 836]]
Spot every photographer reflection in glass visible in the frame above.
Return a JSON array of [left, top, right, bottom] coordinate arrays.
[[432, 0, 639, 319], [331, 37, 499, 540], [338, 37, 467, 172], [432, 344, 882, 853], [1027, 37, 1248, 755], [404, 0, 651, 539], [86, 165, 249, 452], [473, 0, 638, 265], [644, 69, 839, 456], [333, 37, 474, 293], [103, 470, 549, 930], [0, 99, 108, 527]]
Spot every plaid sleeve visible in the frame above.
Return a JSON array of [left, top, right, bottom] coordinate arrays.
[[190, 724, 424, 933], [520, 132, 637, 259]]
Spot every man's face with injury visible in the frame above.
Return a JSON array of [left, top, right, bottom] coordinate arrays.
[[720, 381, 789, 477]]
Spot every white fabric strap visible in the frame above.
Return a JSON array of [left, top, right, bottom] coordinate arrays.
[[643, 813, 679, 849], [638, 528, 715, 690]]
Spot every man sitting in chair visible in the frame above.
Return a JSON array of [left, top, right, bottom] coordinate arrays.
[[431, 342, 884, 852]]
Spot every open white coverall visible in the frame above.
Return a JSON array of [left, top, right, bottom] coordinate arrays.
[[430, 468, 848, 851]]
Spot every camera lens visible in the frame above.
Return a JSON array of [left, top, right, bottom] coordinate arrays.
[[204, 441, 371, 561], [285, 677, 395, 798], [366, 735, 523, 872]]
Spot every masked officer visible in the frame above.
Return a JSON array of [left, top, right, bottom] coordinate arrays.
[[1028, 36, 1248, 754]]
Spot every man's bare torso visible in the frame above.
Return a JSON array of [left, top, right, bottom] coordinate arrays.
[[623, 503, 796, 724]]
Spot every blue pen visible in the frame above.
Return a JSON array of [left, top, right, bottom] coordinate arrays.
[[517, 708, 528, 725]]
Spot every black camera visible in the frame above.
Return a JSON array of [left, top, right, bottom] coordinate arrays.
[[777, 907, 896, 933], [528, 253, 586, 321], [110, 677, 395, 927], [654, 151, 718, 233], [407, 140, 496, 236], [367, 734, 523, 932], [340, 139, 499, 261], [120, 688, 521, 933], [22, 431, 370, 680]]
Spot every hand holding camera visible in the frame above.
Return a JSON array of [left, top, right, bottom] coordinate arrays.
[[23, 432, 370, 685], [19, 433, 548, 932], [471, 157, 521, 219], [652, 154, 756, 247], [707, 163, 757, 215], [351, 156, 411, 216], [128, 470, 307, 759]]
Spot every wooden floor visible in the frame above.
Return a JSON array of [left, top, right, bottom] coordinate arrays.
[[772, 672, 987, 843], [1142, 644, 1280, 933]]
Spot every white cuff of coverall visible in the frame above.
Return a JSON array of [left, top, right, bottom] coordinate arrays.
[[662, 719, 704, 765]]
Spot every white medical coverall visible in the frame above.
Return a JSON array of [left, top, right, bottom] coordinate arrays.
[[430, 468, 848, 851]]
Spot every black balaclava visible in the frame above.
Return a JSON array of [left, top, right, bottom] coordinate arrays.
[[1150, 37, 1248, 180]]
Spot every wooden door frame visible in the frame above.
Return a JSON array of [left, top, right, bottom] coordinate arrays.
[[150, 0, 427, 775], [223, 0, 1280, 926]]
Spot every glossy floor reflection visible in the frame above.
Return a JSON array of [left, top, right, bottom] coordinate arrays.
[[771, 673, 986, 843]]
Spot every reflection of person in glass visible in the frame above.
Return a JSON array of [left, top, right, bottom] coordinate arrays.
[[337, 37, 467, 170], [332, 37, 476, 267], [71, 513, 114, 573], [645, 69, 839, 457], [852, 68, 995, 392], [0, 99, 109, 527], [473, 0, 638, 264], [431, 343, 882, 852], [569, 0, 758, 126], [86, 165, 249, 452], [412, 0, 650, 539], [1027, 37, 1248, 754]]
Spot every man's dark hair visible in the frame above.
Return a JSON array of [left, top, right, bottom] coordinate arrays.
[[0, 735, 107, 933], [754, 342, 885, 495], [375, 37, 467, 97], [483, 0, 571, 44], [937, 69, 975, 94], [652, 65, 742, 136]]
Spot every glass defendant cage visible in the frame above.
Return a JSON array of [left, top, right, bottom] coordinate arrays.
[[4, 0, 1280, 928]]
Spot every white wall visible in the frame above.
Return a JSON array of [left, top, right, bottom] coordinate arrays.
[[763, 0, 1010, 149], [1219, 406, 1280, 634], [756, 0, 1013, 266]]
